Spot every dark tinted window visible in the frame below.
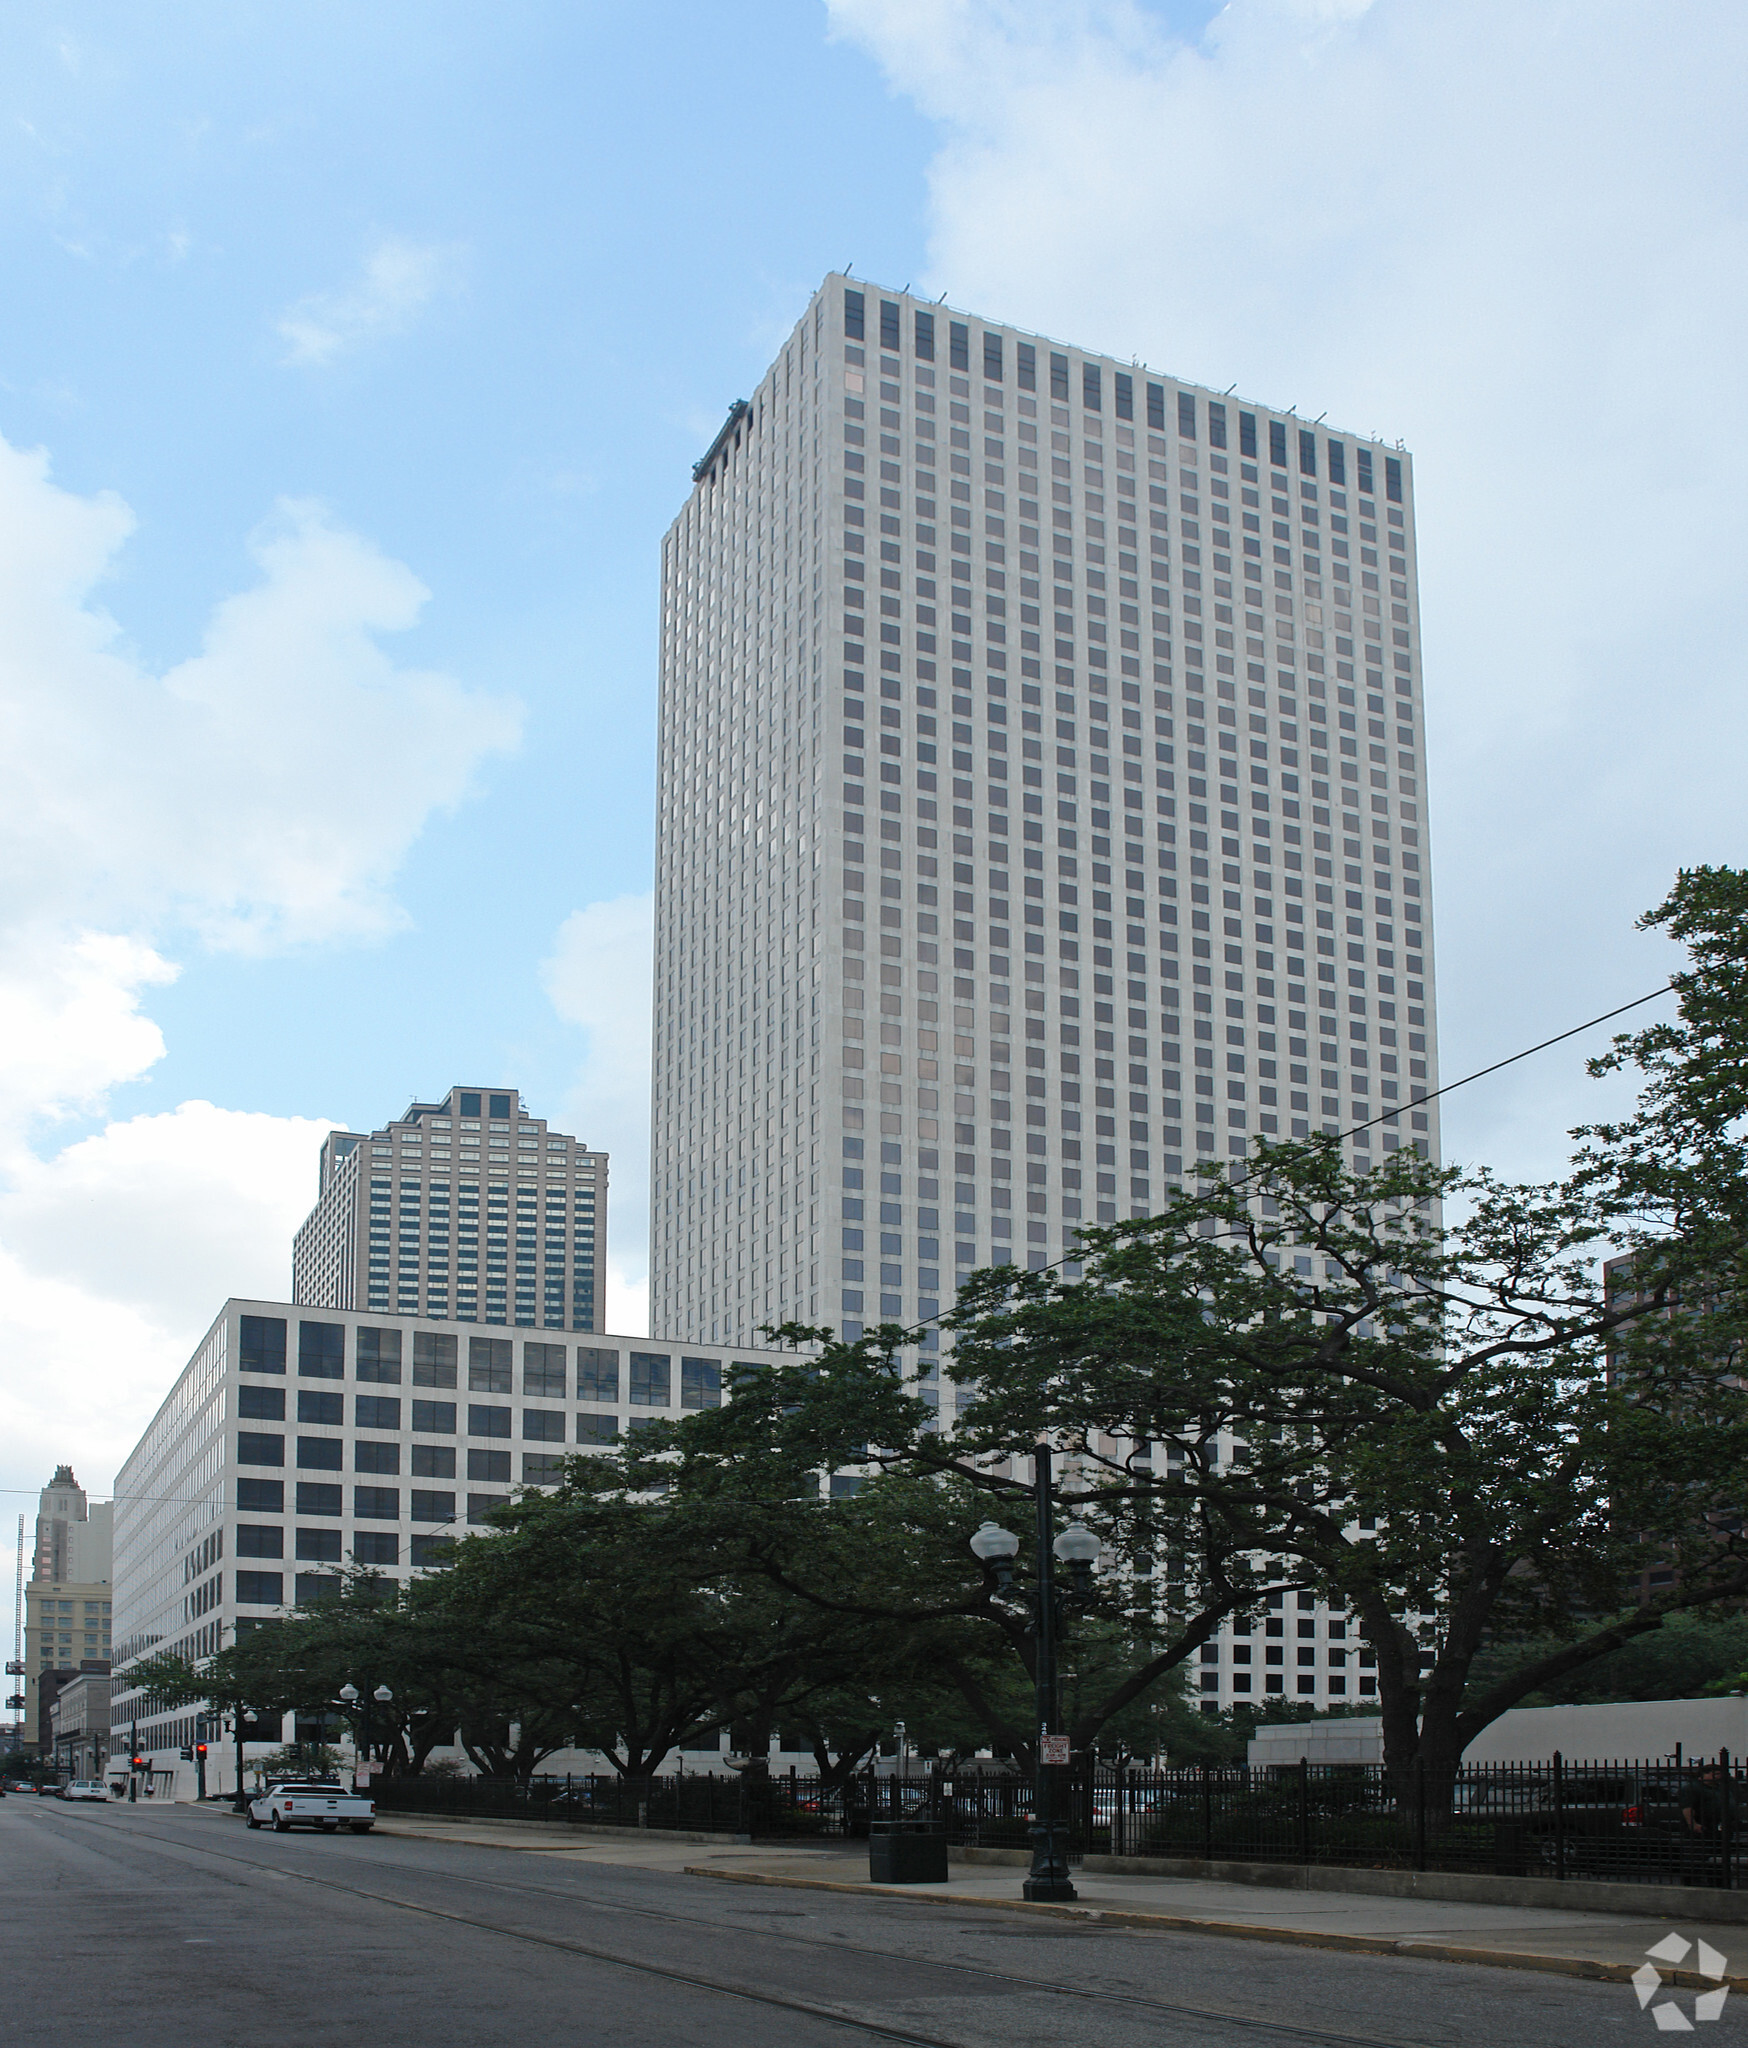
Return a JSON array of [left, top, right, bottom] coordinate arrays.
[[237, 1478, 283, 1512], [296, 1572, 342, 1602], [843, 289, 864, 339], [235, 1572, 283, 1606], [469, 1337, 512, 1393], [235, 1524, 282, 1558], [577, 1348, 619, 1402], [1177, 391, 1196, 439], [1299, 428, 1317, 477], [1239, 412, 1258, 458], [629, 1353, 671, 1406], [353, 1486, 399, 1520], [914, 309, 934, 360], [1357, 447, 1374, 496], [298, 1321, 345, 1379], [239, 1315, 286, 1373], [296, 1527, 342, 1561], [523, 1342, 566, 1397], [1082, 364, 1101, 411], [1327, 440, 1346, 486], [410, 1534, 453, 1567], [297, 1390, 343, 1426], [523, 1408, 566, 1442], [354, 1440, 400, 1474], [295, 1482, 343, 1516], [522, 1452, 565, 1483], [1146, 382, 1165, 431], [681, 1357, 722, 1410], [467, 1404, 511, 1438], [413, 1331, 458, 1388], [238, 1433, 284, 1467], [238, 1385, 284, 1421], [296, 1437, 343, 1471], [411, 1443, 456, 1479], [983, 331, 1002, 382], [356, 1327, 403, 1383], [1016, 341, 1035, 390], [880, 300, 900, 350], [1385, 455, 1403, 503], [466, 1494, 506, 1525], [467, 1449, 511, 1483], [1208, 401, 1227, 450], [1114, 371, 1132, 420], [577, 1413, 618, 1445], [458, 1092, 481, 1116], [411, 1488, 455, 1521], [356, 1395, 401, 1430], [1269, 420, 1288, 469], [411, 1400, 456, 1435], [1050, 353, 1068, 401], [353, 1532, 398, 1565], [949, 321, 968, 370]]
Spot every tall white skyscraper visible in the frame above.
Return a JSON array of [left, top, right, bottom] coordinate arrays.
[[652, 274, 1440, 1552]]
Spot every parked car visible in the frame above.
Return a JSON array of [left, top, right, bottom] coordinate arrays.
[[61, 1780, 110, 1803], [37, 1782, 63, 1796], [247, 1780, 375, 1834]]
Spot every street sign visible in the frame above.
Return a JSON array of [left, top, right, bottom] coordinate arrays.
[[1039, 1734, 1072, 1766]]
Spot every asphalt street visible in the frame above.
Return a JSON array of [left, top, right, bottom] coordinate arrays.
[[0, 1796, 1733, 2046]]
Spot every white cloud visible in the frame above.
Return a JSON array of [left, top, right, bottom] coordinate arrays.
[[542, 895, 654, 1335], [0, 1102, 333, 1490], [0, 440, 521, 957], [0, 429, 521, 1500], [277, 236, 465, 367], [829, 0, 1748, 1183]]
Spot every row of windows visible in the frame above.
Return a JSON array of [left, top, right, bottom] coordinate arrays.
[[840, 291, 1405, 497], [240, 1321, 697, 1399]]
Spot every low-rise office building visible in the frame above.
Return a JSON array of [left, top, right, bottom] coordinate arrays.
[[50, 1671, 111, 1781], [110, 1297, 797, 1794]]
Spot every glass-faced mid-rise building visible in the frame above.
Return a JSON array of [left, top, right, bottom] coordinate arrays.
[[651, 275, 1441, 1711], [293, 1086, 606, 1332]]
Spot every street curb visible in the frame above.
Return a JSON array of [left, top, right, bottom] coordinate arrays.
[[683, 1865, 1748, 1996]]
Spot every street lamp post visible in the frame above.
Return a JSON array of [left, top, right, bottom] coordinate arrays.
[[338, 1682, 394, 1784], [969, 1441, 1100, 1904]]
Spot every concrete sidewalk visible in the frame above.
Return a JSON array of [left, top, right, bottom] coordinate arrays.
[[338, 1810, 1748, 1998]]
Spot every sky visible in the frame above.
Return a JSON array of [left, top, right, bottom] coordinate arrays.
[[1, 0, 1743, 1508]]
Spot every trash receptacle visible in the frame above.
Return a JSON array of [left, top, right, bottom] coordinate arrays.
[[869, 1819, 948, 1883]]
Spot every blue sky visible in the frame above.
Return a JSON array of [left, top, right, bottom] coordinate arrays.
[[2, 0, 946, 1127], [2, 0, 1744, 1500]]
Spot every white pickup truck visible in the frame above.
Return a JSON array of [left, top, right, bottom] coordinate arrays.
[[246, 1779, 375, 1834]]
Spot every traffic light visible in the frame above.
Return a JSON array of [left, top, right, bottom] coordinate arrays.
[[131, 1752, 146, 1770], [179, 1746, 193, 1761], [195, 1742, 208, 1760]]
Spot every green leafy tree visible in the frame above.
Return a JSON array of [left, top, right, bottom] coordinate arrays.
[[926, 867, 1748, 1803]]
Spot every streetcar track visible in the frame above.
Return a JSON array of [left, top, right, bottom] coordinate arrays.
[[18, 1805, 1470, 2048]]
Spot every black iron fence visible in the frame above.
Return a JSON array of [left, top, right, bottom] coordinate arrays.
[[369, 1748, 1747, 1889]]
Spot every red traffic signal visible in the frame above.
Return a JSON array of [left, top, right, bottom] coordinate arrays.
[[195, 1743, 207, 1759], [130, 1753, 146, 1769]]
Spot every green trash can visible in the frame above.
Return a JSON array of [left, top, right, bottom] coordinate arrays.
[[869, 1819, 948, 1883]]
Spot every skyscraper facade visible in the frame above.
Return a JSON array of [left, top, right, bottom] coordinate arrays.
[[653, 275, 1440, 1661], [293, 1086, 606, 1333]]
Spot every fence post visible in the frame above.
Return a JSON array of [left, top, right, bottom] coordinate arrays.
[[1552, 1751, 1565, 1881], [1298, 1757, 1311, 1865], [1412, 1755, 1426, 1873], [1723, 1748, 1735, 1893], [1201, 1762, 1213, 1863]]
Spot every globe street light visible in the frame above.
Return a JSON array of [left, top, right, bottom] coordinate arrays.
[[969, 1444, 1100, 1903]]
